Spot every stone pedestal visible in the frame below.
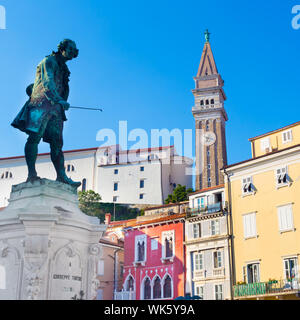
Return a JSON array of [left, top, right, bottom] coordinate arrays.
[[0, 179, 106, 300]]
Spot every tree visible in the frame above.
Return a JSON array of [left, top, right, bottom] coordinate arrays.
[[78, 190, 140, 222], [165, 184, 194, 204], [78, 190, 102, 216]]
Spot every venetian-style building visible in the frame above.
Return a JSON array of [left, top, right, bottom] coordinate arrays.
[[185, 185, 232, 300], [223, 121, 300, 300]]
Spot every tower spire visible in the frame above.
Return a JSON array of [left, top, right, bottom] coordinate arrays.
[[192, 33, 228, 190]]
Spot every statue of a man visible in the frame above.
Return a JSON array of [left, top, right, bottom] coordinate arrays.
[[11, 39, 81, 188]]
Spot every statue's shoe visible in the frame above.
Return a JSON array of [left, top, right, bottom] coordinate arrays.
[[26, 175, 41, 183], [56, 176, 81, 188]]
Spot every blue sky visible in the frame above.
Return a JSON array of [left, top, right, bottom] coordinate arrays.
[[0, 0, 299, 168]]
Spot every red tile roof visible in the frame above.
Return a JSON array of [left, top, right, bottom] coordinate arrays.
[[126, 213, 185, 228], [189, 184, 224, 196]]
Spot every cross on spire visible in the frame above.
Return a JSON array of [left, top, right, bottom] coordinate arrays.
[[204, 29, 211, 43]]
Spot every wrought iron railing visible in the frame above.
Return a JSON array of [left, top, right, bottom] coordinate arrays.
[[234, 279, 300, 298], [186, 202, 225, 217]]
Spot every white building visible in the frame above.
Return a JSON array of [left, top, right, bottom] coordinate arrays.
[[0, 145, 193, 207], [184, 185, 232, 300]]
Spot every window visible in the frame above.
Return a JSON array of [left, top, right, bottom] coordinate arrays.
[[140, 180, 145, 188], [260, 137, 271, 152], [163, 275, 172, 298], [126, 275, 135, 291], [213, 251, 223, 269], [282, 130, 293, 144], [206, 100, 209, 105], [1, 171, 12, 180], [247, 263, 260, 283], [242, 177, 254, 195], [215, 284, 223, 300], [194, 253, 203, 271], [193, 223, 201, 239], [113, 196, 118, 202], [165, 237, 173, 258], [151, 238, 158, 250], [196, 197, 205, 209], [97, 260, 104, 276], [211, 99, 215, 105], [81, 179, 87, 192], [200, 100, 204, 106], [284, 258, 298, 280], [66, 164, 75, 172], [114, 182, 118, 191], [139, 194, 144, 200], [277, 204, 294, 232], [153, 277, 161, 299], [243, 213, 257, 239], [114, 169, 118, 175], [195, 285, 204, 299], [144, 278, 151, 300], [162, 231, 174, 259], [211, 219, 220, 236], [276, 167, 289, 187], [140, 166, 144, 172], [135, 235, 147, 262]]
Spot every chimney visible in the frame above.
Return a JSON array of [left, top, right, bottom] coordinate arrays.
[[105, 213, 111, 225]]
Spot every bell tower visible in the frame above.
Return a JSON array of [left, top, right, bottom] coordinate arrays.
[[192, 30, 228, 190]]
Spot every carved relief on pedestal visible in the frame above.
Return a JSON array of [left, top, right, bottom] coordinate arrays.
[[0, 240, 22, 300], [87, 244, 103, 300], [50, 241, 83, 300]]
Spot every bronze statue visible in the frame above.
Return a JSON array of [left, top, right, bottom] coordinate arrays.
[[11, 39, 81, 188]]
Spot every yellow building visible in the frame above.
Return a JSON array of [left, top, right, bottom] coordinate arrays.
[[223, 121, 300, 300]]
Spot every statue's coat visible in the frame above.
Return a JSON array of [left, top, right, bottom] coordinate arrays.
[[11, 53, 70, 143]]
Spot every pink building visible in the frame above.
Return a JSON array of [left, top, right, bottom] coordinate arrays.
[[117, 211, 186, 300]]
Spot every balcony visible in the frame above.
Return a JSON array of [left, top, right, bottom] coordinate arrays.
[[114, 290, 136, 300], [193, 270, 205, 280], [187, 202, 226, 217], [234, 279, 300, 299]]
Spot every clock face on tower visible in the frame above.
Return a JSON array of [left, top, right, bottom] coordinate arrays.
[[202, 132, 216, 146]]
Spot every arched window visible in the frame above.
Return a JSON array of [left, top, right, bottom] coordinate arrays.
[[163, 275, 172, 298], [165, 237, 173, 258], [82, 179, 87, 192], [66, 165, 75, 172], [200, 100, 204, 106], [153, 277, 161, 299], [144, 277, 151, 300], [206, 99, 209, 105], [126, 275, 135, 292], [211, 99, 214, 105]]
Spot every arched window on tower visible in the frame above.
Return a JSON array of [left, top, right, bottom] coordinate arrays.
[[206, 99, 209, 105], [153, 276, 161, 299], [82, 179, 87, 192], [200, 100, 204, 106], [144, 277, 151, 300], [163, 275, 172, 298], [211, 99, 215, 105]]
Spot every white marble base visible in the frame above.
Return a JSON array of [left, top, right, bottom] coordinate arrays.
[[0, 179, 106, 300]]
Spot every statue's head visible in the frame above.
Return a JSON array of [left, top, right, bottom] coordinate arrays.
[[57, 39, 79, 61]]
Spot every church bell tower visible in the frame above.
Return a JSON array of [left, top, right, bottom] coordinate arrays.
[[192, 30, 228, 190]]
